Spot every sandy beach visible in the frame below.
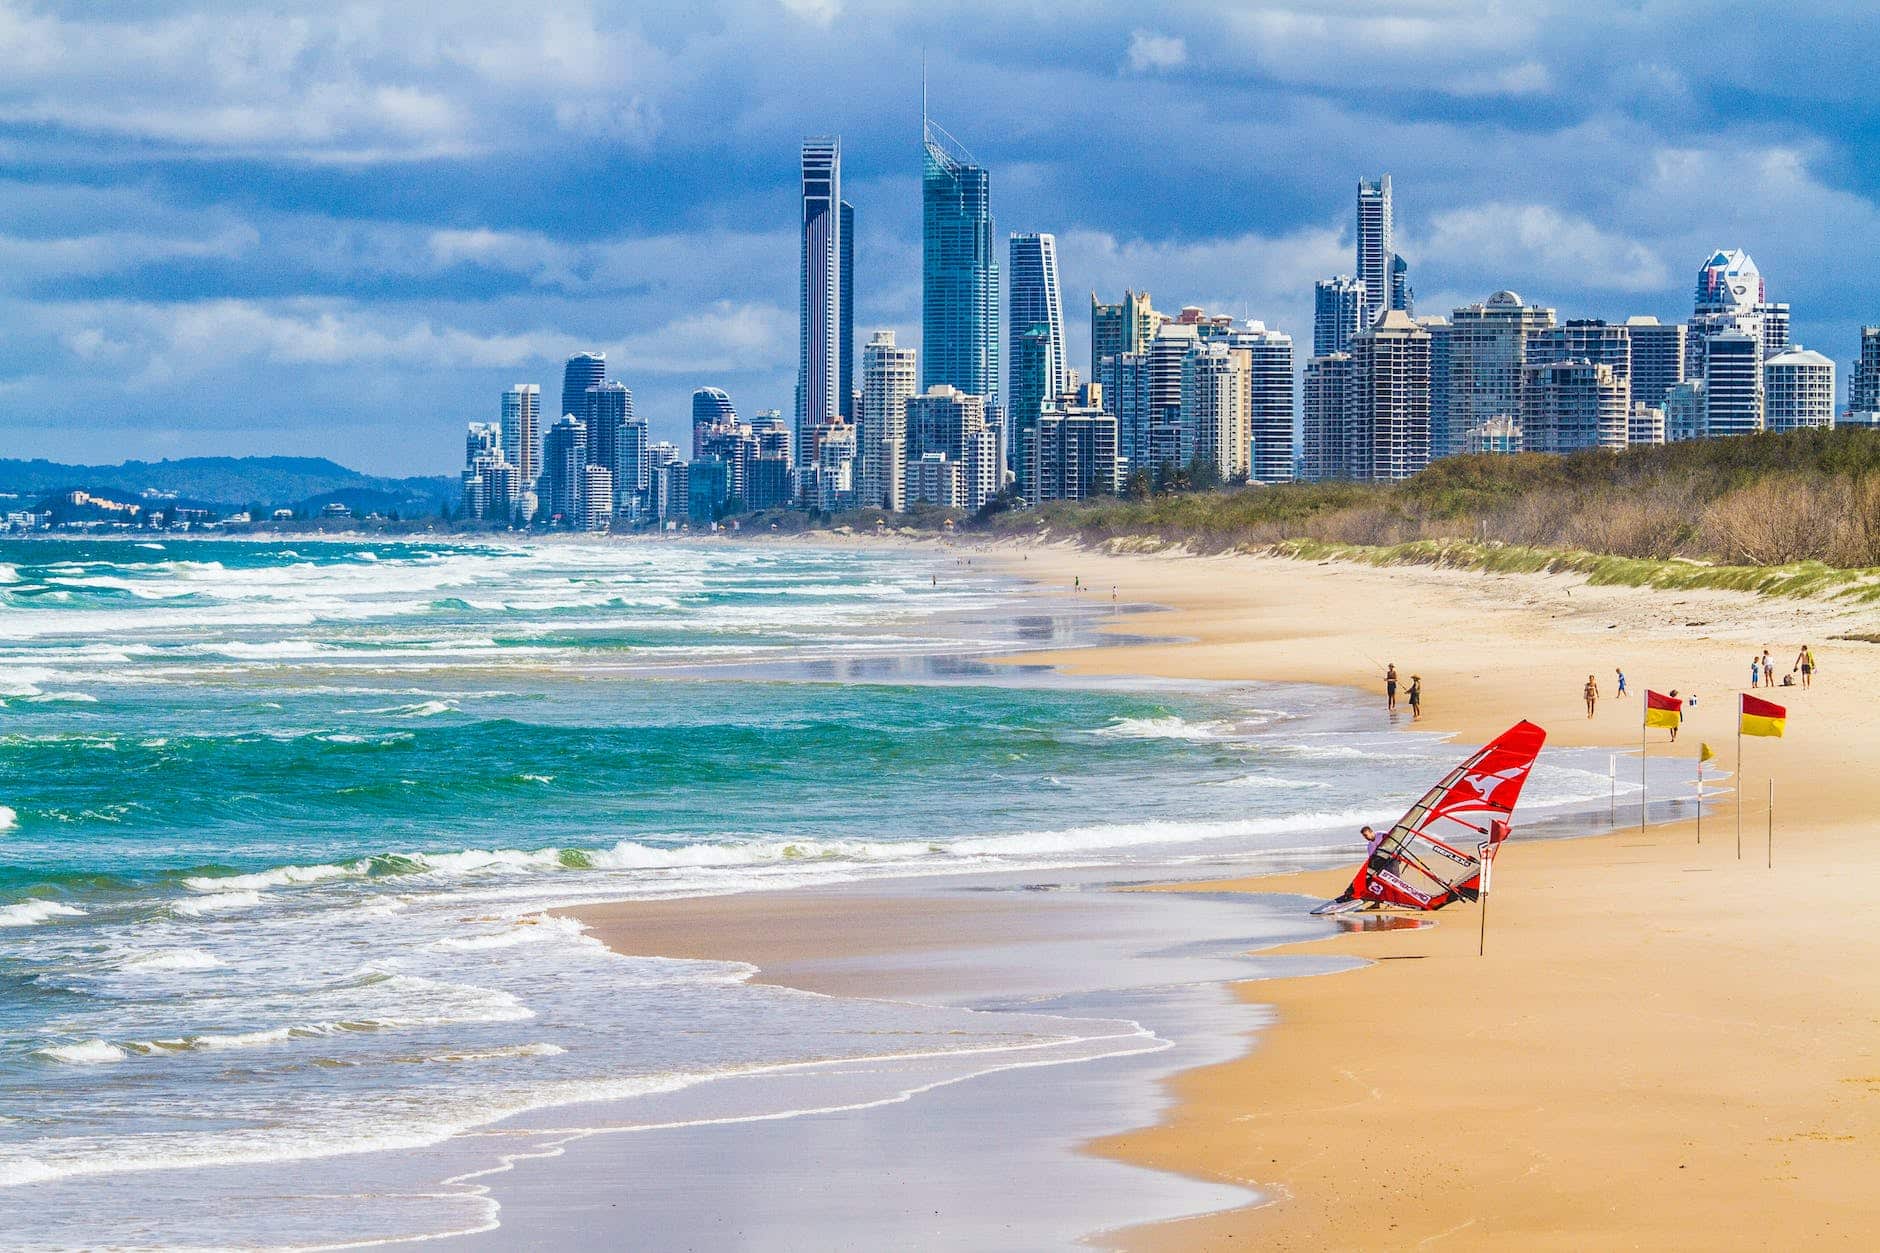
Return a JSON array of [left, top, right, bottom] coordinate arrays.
[[571, 541, 1880, 1248]]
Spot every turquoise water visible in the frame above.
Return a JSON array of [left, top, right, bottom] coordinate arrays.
[[0, 538, 1618, 1244]]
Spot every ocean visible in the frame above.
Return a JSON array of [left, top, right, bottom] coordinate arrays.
[[0, 537, 1635, 1246]]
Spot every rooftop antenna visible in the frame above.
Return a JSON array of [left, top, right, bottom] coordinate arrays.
[[921, 48, 928, 141]]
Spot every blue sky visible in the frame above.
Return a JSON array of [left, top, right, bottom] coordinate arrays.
[[3, 0, 1878, 475]]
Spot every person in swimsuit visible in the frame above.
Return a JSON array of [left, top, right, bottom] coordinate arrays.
[[1407, 675, 1422, 721], [1584, 673, 1599, 718], [1385, 663, 1398, 711], [1795, 644, 1816, 689]]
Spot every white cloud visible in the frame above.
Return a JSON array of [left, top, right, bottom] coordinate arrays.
[[1417, 203, 1669, 294], [0, 224, 257, 286], [1453, 60, 1553, 97], [1125, 31, 1187, 74]]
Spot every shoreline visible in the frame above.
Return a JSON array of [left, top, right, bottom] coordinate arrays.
[[558, 538, 1880, 1248]]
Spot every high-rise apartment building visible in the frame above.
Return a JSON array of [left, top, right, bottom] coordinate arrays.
[[903, 384, 1003, 511], [1029, 386, 1118, 503], [798, 137, 845, 459], [1702, 330, 1763, 438], [541, 415, 588, 524], [922, 113, 998, 398], [1090, 290, 1158, 383], [617, 417, 650, 518], [1233, 323, 1295, 483], [1099, 350, 1153, 478], [1520, 360, 1629, 453], [1180, 342, 1248, 480], [1345, 310, 1431, 481], [1623, 317, 1686, 411], [860, 329, 917, 510], [1313, 276, 1367, 356], [839, 200, 855, 420], [1008, 233, 1066, 409], [1356, 175, 1393, 322], [560, 353, 606, 426], [579, 465, 613, 532], [500, 383, 541, 498], [1756, 302, 1791, 361], [1627, 404, 1666, 447], [1390, 253, 1413, 316], [1446, 291, 1556, 458], [1301, 352, 1353, 481], [1763, 347, 1835, 433], [1419, 316, 1452, 456], [584, 380, 633, 513]]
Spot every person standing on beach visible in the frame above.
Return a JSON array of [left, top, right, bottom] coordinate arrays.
[[1615, 667, 1627, 697], [1385, 663, 1399, 711], [1667, 689, 1682, 742], [1750, 656, 1760, 688], [1584, 674, 1600, 718], [1795, 643, 1816, 689], [1762, 648, 1773, 684], [1407, 675, 1422, 721]]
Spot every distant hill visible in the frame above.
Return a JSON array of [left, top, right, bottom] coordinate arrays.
[[0, 456, 455, 515]]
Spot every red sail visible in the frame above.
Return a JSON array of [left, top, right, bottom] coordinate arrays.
[[1318, 721, 1547, 913]]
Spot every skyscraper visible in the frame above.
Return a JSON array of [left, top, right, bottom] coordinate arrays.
[[1528, 320, 1630, 394], [500, 384, 540, 494], [1623, 316, 1686, 411], [1356, 175, 1393, 322], [798, 137, 844, 459], [1233, 323, 1295, 484], [1010, 321, 1055, 494], [1419, 316, 1452, 456], [1313, 276, 1367, 356], [1029, 388, 1118, 504], [1302, 352, 1353, 481], [1180, 342, 1248, 480], [1346, 310, 1431, 481], [922, 111, 998, 398], [1446, 291, 1556, 458], [542, 415, 588, 524], [1702, 330, 1763, 438], [1390, 253, 1413, 316], [903, 385, 1002, 511], [1099, 350, 1153, 480], [860, 329, 917, 510], [840, 199, 855, 421], [585, 380, 634, 513], [1007, 233, 1066, 410], [1764, 347, 1835, 433]]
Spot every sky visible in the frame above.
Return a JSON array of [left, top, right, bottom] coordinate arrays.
[[3, 0, 1879, 476]]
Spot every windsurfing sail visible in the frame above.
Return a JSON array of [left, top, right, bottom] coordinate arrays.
[[1312, 721, 1547, 914]]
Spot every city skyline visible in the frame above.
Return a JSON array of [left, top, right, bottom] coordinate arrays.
[[5, 3, 1880, 474]]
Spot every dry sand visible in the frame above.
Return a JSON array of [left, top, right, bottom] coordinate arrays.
[[575, 539, 1880, 1249], [984, 543, 1880, 1250]]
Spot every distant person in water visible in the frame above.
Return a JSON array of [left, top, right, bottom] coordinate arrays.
[[1407, 675, 1422, 721], [1584, 674, 1600, 718], [1795, 643, 1816, 689], [1615, 667, 1627, 697], [1385, 663, 1399, 711]]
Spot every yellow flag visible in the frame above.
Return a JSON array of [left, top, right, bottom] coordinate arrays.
[[1699, 742, 1715, 763]]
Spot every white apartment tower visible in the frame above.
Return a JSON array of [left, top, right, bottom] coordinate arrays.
[[860, 330, 918, 511], [1346, 310, 1431, 481], [1233, 323, 1296, 483], [1763, 347, 1835, 432]]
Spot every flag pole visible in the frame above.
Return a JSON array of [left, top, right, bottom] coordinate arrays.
[[1736, 707, 1743, 861], [1695, 747, 1703, 846], [1608, 753, 1616, 828], [1639, 700, 1648, 834], [1767, 778, 1774, 869]]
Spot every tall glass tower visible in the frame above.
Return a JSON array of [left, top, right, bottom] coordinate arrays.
[[560, 352, 606, 424], [1007, 233, 1065, 481], [1356, 175, 1393, 324], [922, 111, 998, 399], [798, 137, 843, 462]]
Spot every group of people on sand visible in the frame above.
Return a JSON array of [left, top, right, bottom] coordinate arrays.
[[1383, 663, 1421, 721], [1580, 644, 1819, 721], [1751, 644, 1816, 691]]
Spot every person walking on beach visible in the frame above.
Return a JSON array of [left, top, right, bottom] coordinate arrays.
[[1584, 674, 1600, 718], [1750, 656, 1761, 688], [1667, 689, 1681, 742], [1385, 663, 1399, 711], [1407, 675, 1422, 721], [1795, 643, 1816, 689], [1615, 667, 1627, 697]]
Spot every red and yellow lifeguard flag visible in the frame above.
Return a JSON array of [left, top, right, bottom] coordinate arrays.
[[1740, 693, 1787, 738], [1645, 690, 1683, 729]]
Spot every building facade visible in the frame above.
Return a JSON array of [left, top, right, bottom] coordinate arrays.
[[1702, 331, 1763, 438], [1029, 387, 1118, 503], [1313, 276, 1367, 357], [1301, 352, 1352, 481], [1519, 359, 1629, 453], [1346, 310, 1431, 481], [560, 353, 605, 427], [1356, 175, 1393, 321], [1090, 290, 1157, 383], [1623, 316, 1686, 412], [1234, 323, 1295, 483], [798, 137, 846, 460], [1764, 347, 1835, 433], [860, 329, 917, 511], [1446, 291, 1556, 458], [922, 116, 998, 399]]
